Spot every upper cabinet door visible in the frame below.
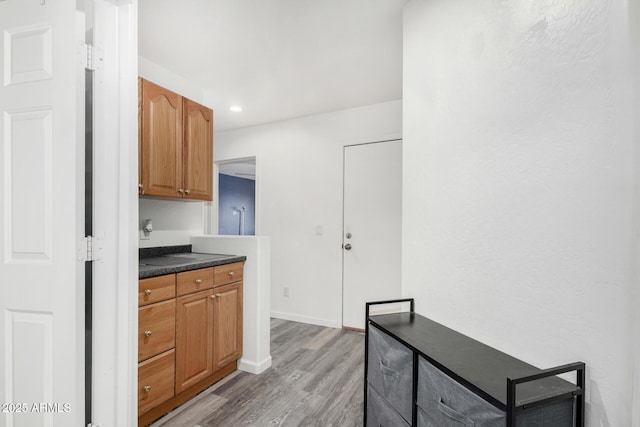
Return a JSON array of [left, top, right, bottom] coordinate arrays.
[[183, 98, 213, 201], [141, 79, 183, 198]]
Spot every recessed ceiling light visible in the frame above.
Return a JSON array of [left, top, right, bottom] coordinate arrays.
[[230, 105, 243, 113]]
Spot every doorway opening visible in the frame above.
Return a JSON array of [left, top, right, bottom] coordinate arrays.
[[217, 157, 257, 235]]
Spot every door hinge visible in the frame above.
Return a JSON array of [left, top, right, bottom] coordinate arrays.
[[79, 235, 102, 262], [79, 41, 102, 71]]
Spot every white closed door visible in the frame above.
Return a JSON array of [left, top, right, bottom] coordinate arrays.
[[342, 140, 402, 330], [0, 0, 85, 426]]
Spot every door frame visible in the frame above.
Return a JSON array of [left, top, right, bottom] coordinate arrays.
[[212, 156, 260, 236], [90, 1, 138, 426], [339, 136, 402, 329]]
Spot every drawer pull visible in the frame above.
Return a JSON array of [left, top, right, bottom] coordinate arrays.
[[437, 397, 473, 426], [144, 289, 152, 296], [195, 279, 203, 284], [143, 385, 151, 393], [228, 271, 235, 276], [144, 330, 152, 337]]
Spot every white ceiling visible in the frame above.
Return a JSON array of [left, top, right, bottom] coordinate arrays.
[[138, 0, 405, 131]]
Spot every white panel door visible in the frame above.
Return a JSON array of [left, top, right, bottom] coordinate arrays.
[[0, 1, 85, 426], [342, 140, 402, 330]]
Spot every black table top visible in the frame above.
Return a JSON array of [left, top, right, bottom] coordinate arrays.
[[369, 312, 580, 410]]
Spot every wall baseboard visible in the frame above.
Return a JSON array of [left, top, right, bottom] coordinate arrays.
[[271, 311, 340, 329], [238, 356, 272, 374]]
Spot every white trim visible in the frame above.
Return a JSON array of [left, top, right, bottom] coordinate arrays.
[[212, 162, 220, 235], [90, 1, 137, 427], [271, 311, 340, 329], [237, 356, 272, 374], [214, 155, 260, 236]]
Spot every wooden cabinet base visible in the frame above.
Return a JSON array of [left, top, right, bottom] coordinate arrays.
[[138, 361, 237, 427]]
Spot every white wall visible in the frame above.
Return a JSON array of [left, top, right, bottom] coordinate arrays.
[[403, 1, 636, 425], [139, 56, 207, 105], [632, 0, 640, 421], [191, 235, 272, 374], [138, 198, 204, 248], [137, 57, 210, 248], [215, 101, 402, 327]]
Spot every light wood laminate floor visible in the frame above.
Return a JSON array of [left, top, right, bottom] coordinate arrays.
[[151, 318, 364, 427]]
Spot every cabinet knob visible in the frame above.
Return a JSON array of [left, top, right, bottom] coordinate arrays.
[[185, 189, 191, 195], [138, 184, 144, 195], [178, 188, 184, 194], [216, 293, 222, 298], [228, 271, 235, 276], [144, 289, 152, 296], [144, 330, 152, 337], [195, 279, 202, 284], [143, 385, 151, 393], [210, 295, 217, 299]]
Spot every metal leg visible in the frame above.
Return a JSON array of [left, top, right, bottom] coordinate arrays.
[[506, 378, 516, 427], [576, 365, 585, 427]]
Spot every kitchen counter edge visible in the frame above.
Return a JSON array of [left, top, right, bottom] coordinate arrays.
[[138, 255, 247, 279]]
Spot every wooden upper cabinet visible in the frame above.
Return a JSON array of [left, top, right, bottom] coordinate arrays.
[[138, 77, 143, 195], [183, 99, 213, 200], [139, 78, 213, 201], [140, 79, 183, 198]]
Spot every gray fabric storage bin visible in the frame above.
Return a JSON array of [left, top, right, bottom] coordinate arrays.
[[417, 356, 504, 426], [368, 325, 413, 423], [417, 357, 575, 427], [514, 399, 574, 427], [368, 385, 411, 427]]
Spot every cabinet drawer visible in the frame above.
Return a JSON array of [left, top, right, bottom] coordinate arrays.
[[138, 349, 175, 415], [367, 325, 413, 423], [417, 356, 504, 426], [214, 262, 243, 287], [513, 399, 574, 426], [368, 385, 411, 427], [177, 268, 214, 296], [417, 355, 575, 427], [139, 275, 176, 307], [139, 299, 176, 362]]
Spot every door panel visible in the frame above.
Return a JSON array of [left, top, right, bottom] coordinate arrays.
[[175, 290, 213, 393], [342, 140, 402, 330], [0, 0, 84, 425], [183, 98, 213, 200], [141, 79, 182, 197], [213, 282, 242, 371]]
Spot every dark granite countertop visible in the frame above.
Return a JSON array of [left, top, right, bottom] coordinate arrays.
[[139, 245, 246, 279]]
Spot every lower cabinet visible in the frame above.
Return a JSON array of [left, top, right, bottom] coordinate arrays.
[[365, 299, 585, 427], [138, 349, 175, 415], [175, 289, 214, 393], [213, 282, 243, 371], [138, 262, 244, 427]]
